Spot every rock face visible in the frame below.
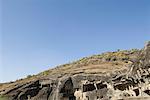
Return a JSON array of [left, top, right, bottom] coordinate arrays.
[[0, 41, 150, 100]]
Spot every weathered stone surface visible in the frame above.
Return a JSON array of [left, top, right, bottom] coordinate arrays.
[[0, 41, 150, 100]]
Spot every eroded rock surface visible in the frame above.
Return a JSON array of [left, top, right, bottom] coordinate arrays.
[[0, 41, 150, 100]]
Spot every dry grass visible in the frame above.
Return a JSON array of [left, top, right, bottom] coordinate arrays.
[[0, 49, 139, 93]]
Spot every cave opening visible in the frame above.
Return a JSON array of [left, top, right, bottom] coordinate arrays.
[[60, 78, 76, 100], [114, 84, 127, 91], [133, 89, 139, 96], [83, 83, 96, 92], [96, 82, 107, 90], [144, 90, 150, 95]]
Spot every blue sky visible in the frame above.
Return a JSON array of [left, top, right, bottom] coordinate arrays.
[[1, 0, 150, 82]]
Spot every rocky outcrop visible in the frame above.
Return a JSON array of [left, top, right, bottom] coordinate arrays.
[[0, 41, 150, 100]]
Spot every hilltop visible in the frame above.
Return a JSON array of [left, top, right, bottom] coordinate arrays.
[[0, 41, 150, 100]]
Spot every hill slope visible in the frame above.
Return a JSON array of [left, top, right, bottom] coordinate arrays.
[[0, 41, 150, 100]]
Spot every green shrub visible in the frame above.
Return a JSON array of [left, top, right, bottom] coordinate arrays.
[[0, 95, 8, 100], [27, 75, 32, 78]]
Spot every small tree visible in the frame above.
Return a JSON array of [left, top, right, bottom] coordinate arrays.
[[27, 75, 32, 78]]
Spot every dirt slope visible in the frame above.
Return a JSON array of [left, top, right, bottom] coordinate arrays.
[[0, 42, 150, 100]]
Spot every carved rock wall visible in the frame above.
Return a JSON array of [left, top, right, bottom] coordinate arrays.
[[0, 41, 150, 100]]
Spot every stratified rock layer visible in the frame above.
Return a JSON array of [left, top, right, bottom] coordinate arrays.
[[0, 41, 150, 100]]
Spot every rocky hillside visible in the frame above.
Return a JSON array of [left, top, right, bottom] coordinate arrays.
[[0, 41, 150, 100]]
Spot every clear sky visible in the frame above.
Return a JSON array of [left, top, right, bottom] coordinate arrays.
[[1, 0, 150, 83]]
